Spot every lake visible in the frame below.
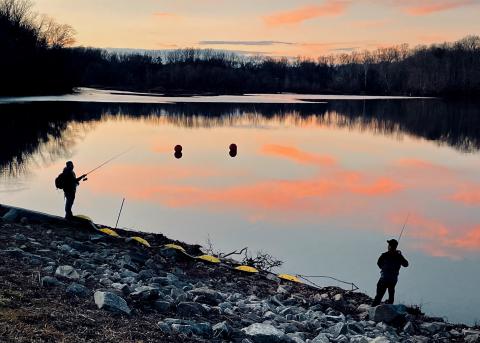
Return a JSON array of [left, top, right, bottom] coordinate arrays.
[[1, 89, 479, 324]]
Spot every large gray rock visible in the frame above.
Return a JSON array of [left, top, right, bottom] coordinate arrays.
[[154, 300, 171, 313], [55, 265, 80, 281], [329, 322, 348, 337], [171, 324, 193, 335], [130, 286, 159, 301], [189, 287, 223, 305], [350, 336, 369, 343], [66, 283, 90, 298], [94, 291, 131, 315], [241, 323, 287, 343], [420, 322, 446, 334], [41, 276, 63, 288], [311, 333, 329, 343], [368, 304, 405, 323], [213, 321, 233, 338]]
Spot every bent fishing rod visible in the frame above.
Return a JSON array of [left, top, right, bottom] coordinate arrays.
[[81, 147, 133, 181]]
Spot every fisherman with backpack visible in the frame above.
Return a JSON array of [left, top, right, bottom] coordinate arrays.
[[55, 161, 86, 220]]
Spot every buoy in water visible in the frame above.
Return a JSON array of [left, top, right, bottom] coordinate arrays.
[[229, 143, 237, 157], [174, 145, 183, 159]]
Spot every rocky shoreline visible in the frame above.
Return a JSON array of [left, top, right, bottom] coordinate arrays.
[[0, 204, 479, 343]]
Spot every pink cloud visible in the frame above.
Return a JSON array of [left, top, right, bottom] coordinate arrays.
[[261, 144, 336, 166], [264, 1, 348, 26], [399, 0, 475, 15], [448, 185, 480, 206], [153, 12, 178, 18]]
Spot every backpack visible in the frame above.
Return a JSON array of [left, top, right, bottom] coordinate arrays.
[[55, 173, 65, 189]]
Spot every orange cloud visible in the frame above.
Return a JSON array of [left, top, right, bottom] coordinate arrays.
[[389, 212, 480, 258], [261, 144, 336, 166], [264, 1, 348, 26], [402, 0, 474, 15], [88, 162, 402, 224]]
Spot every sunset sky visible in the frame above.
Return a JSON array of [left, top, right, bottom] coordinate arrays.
[[34, 0, 480, 57]]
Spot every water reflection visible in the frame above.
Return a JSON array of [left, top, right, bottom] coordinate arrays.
[[1, 99, 480, 178]]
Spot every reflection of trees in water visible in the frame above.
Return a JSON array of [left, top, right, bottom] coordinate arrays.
[[0, 103, 98, 178], [1, 99, 479, 177]]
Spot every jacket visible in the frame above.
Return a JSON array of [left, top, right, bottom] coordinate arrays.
[[377, 250, 409, 282]]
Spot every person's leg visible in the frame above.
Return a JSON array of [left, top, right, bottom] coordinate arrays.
[[64, 192, 75, 219], [372, 279, 387, 306], [386, 281, 396, 304]]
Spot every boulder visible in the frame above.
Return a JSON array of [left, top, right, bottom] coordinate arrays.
[[241, 323, 287, 343], [66, 283, 90, 298], [311, 333, 329, 343], [420, 322, 446, 334], [55, 265, 80, 281], [94, 291, 131, 315], [191, 322, 213, 337], [130, 286, 159, 301], [368, 304, 405, 323], [213, 321, 233, 339], [171, 324, 193, 336], [328, 322, 348, 337], [154, 300, 171, 313], [41, 276, 63, 288]]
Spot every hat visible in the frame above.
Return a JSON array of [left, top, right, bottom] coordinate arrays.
[[387, 239, 398, 248]]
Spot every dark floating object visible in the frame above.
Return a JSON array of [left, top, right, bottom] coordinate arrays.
[[174, 151, 183, 159], [229, 143, 237, 158], [174, 145, 183, 152]]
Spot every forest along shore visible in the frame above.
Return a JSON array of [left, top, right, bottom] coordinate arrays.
[[0, 205, 479, 343]]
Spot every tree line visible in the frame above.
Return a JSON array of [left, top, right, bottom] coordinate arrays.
[[1, 0, 479, 97]]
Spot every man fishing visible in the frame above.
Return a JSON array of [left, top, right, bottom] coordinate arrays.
[[372, 239, 409, 306], [61, 161, 86, 220]]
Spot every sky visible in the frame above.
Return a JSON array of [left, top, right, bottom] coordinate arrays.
[[33, 0, 480, 57]]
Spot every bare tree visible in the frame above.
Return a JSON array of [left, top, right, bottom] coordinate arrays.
[[39, 15, 76, 48]]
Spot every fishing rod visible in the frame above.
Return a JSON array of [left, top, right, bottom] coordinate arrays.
[[115, 198, 125, 229], [398, 212, 410, 243], [82, 147, 133, 180]]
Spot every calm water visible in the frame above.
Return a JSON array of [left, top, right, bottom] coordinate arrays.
[[1, 90, 480, 324]]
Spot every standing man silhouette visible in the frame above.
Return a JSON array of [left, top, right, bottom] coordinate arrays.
[[372, 239, 409, 306], [62, 161, 86, 220]]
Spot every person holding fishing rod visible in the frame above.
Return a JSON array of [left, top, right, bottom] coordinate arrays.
[[56, 148, 132, 220], [372, 215, 410, 306], [57, 161, 87, 220]]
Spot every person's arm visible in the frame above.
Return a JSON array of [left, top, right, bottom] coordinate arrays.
[[398, 251, 409, 267], [377, 254, 385, 269], [76, 174, 87, 183]]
